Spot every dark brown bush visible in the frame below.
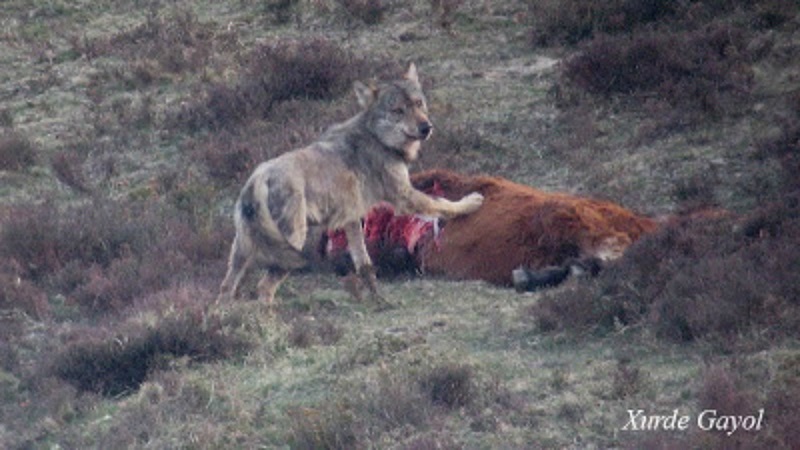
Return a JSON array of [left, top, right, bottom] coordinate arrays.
[[190, 99, 357, 185], [246, 37, 366, 105], [51, 150, 91, 193], [50, 307, 253, 396], [530, 0, 679, 46], [0, 201, 157, 281], [336, 0, 388, 25], [0, 132, 37, 171], [765, 353, 800, 448], [757, 116, 800, 192], [193, 129, 259, 183], [175, 37, 367, 132], [0, 260, 50, 319], [72, 8, 213, 76], [562, 24, 753, 117], [528, 197, 800, 343], [287, 403, 358, 450], [420, 363, 474, 409], [0, 197, 231, 315]]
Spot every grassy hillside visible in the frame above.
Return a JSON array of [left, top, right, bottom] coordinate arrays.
[[1, 0, 799, 448]]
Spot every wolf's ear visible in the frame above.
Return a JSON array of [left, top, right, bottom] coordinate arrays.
[[354, 81, 378, 109], [404, 63, 420, 85]]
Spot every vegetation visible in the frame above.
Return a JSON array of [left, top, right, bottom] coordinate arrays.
[[1, 0, 799, 448]]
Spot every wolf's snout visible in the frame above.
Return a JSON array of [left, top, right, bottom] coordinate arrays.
[[418, 121, 433, 139]]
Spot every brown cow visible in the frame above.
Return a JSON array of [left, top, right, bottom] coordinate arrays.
[[411, 170, 657, 286], [327, 169, 658, 289]]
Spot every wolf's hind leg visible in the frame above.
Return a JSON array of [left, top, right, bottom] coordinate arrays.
[[257, 268, 290, 311], [217, 238, 254, 303]]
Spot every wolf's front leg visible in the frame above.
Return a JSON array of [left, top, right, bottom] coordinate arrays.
[[401, 188, 484, 219], [342, 221, 392, 309], [452, 192, 484, 215]]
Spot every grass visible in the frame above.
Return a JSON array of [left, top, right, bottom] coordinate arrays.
[[1, 0, 799, 448]]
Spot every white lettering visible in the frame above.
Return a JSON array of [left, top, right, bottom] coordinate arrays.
[[698, 409, 715, 431], [697, 409, 766, 435], [623, 409, 645, 430], [622, 409, 690, 431]]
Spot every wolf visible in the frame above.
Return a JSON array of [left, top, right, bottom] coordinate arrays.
[[217, 63, 484, 308]]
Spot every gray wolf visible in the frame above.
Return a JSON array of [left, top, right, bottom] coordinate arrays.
[[217, 64, 484, 308]]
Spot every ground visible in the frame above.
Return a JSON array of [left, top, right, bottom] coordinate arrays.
[[1, 0, 799, 448]]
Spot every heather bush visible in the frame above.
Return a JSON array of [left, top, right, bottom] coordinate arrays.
[[757, 114, 800, 192], [561, 24, 753, 117], [71, 7, 213, 76], [765, 353, 800, 448], [51, 150, 91, 193], [0, 196, 231, 316], [0, 132, 37, 171], [0, 261, 50, 319], [177, 37, 368, 131], [420, 363, 474, 409], [190, 99, 356, 184], [191, 129, 259, 183], [50, 305, 254, 396], [288, 361, 499, 447], [262, 0, 301, 24], [430, 0, 464, 31], [286, 316, 343, 348], [531, 0, 794, 47], [529, 197, 800, 343], [530, 0, 679, 46], [336, 0, 388, 25]]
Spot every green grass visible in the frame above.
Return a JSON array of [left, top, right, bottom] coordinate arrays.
[[1, 0, 799, 448]]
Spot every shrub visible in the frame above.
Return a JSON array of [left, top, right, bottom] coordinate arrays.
[[287, 403, 358, 450], [262, 0, 301, 24], [286, 316, 343, 348], [192, 129, 259, 183], [757, 114, 800, 192], [420, 363, 474, 409], [51, 150, 90, 193], [529, 0, 679, 46], [336, 0, 388, 25], [0, 197, 231, 316], [248, 37, 365, 104], [72, 7, 213, 76], [0, 201, 157, 281], [0, 132, 37, 171], [561, 24, 753, 117], [528, 198, 800, 343], [0, 260, 50, 319], [430, 0, 464, 30], [190, 99, 356, 185], [174, 37, 379, 132], [765, 353, 800, 448], [610, 358, 648, 400], [50, 307, 253, 396]]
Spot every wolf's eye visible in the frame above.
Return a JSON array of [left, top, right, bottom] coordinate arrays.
[[392, 106, 405, 115], [413, 99, 423, 108]]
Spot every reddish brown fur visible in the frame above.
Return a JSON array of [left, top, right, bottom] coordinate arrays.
[[412, 170, 657, 286]]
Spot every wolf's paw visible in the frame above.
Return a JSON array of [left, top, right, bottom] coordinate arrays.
[[457, 192, 484, 214]]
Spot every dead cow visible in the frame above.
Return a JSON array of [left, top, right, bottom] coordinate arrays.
[[327, 169, 657, 289]]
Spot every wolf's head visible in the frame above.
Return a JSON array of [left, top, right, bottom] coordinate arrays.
[[354, 63, 432, 162]]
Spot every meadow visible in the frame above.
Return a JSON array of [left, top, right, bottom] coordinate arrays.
[[1, 0, 799, 448]]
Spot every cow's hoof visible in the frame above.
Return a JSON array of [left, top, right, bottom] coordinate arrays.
[[512, 268, 530, 293]]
